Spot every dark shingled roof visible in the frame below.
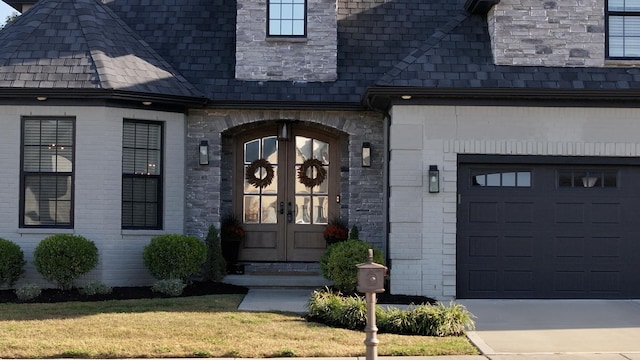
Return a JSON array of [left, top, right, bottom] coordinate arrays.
[[377, 11, 640, 91], [2, 0, 640, 107], [0, 0, 203, 98]]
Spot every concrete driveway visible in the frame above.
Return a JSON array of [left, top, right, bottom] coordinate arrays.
[[459, 300, 640, 356]]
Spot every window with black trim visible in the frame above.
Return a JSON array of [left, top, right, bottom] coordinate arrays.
[[122, 120, 163, 229], [21, 117, 74, 228], [268, 0, 306, 37], [472, 170, 532, 187], [558, 169, 618, 188], [607, 0, 640, 58]]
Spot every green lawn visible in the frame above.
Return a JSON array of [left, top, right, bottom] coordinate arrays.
[[0, 294, 479, 358]]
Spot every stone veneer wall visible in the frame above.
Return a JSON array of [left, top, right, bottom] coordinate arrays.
[[236, 0, 337, 81], [185, 109, 386, 252], [488, 0, 605, 66]]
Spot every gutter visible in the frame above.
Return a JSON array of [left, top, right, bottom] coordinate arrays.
[[365, 86, 640, 111]]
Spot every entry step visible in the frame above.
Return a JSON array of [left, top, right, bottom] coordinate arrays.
[[223, 274, 332, 288]]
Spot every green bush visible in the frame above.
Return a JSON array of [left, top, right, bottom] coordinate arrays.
[[15, 283, 41, 301], [348, 225, 359, 240], [307, 288, 475, 336], [319, 239, 384, 293], [33, 234, 99, 290], [143, 234, 207, 281], [306, 288, 367, 330], [79, 281, 113, 296], [203, 225, 226, 282], [152, 278, 186, 296], [0, 238, 26, 287]]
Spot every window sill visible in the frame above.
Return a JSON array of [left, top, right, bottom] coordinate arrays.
[[266, 36, 308, 43], [18, 228, 74, 235], [121, 229, 165, 237], [604, 59, 640, 67]]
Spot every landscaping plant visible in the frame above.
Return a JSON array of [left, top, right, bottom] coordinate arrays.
[[320, 239, 384, 293], [33, 234, 99, 290], [14, 283, 41, 301], [143, 234, 207, 281], [151, 278, 187, 296], [0, 238, 26, 287], [203, 225, 226, 281], [79, 281, 113, 296], [307, 288, 475, 336]]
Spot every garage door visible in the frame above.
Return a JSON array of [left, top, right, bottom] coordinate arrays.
[[457, 156, 640, 299]]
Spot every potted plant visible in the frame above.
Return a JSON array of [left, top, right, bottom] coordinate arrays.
[[220, 213, 245, 274], [323, 217, 349, 245]]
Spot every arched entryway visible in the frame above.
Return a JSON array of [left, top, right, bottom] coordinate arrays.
[[234, 123, 341, 262]]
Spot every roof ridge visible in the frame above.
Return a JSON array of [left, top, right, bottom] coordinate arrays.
[[376, 11, 470, 86]]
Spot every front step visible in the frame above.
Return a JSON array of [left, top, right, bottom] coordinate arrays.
[[223, 262, 332, 288], [224, 274, 332, 288]]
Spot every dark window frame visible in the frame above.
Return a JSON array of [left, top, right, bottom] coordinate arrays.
[[557, 169, 619, 189], [470, 169, 532, 188], [121, 119, 163, 230], [606, 1, 640, 59], [20, 117, 75, 229], [267, 0, 307, 37]]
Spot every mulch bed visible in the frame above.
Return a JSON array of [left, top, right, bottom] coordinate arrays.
[[0, 281, 248, 304], [0, 281, 434, 305]]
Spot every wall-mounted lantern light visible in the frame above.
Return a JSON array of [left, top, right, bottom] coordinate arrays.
[[362, 142, 371, 167], [199, 140, 209, 165], [428, 165, 440, 193]]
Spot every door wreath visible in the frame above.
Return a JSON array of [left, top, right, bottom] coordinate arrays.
[[246, 158, 274, 189], [298, 158, 327, 188]]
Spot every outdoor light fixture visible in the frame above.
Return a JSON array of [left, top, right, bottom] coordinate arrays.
[[278, 121, 292, 141], [362, 142, 371, 167], [36, 96, 47, 101], [428, 165, 440, 193], [199, 140, 209, 165]]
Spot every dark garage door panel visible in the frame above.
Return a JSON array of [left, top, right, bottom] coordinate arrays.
[[457, 163, 640, 299]]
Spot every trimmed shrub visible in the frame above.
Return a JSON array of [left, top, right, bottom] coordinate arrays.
[[348, 225, 359, 240], [15, 283, 41, 301], [307, 288, 475, 336], [319, 239, 384, 293], [79, 281, 113, 296], [33, 234, 99, 290], [143, 234, 207, 281], [203, 225, 226, 282], [152, 278, 186, 296], [0, 238, 26, 287]]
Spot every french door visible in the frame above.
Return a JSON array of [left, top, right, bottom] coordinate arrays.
[[235, 126, 339, 262]]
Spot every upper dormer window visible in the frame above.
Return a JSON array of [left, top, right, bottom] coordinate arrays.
[[268, 0, 306, 37], [607, 0, 640, 58]]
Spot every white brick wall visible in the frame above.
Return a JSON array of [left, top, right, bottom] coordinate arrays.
[[0, 106, 185, 289], [389, 105, 640, 300]]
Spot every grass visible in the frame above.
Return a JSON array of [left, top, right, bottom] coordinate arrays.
[[0, 294, 479, 358]]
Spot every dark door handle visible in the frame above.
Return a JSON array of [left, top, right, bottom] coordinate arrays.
[[279, 201, 285, 215], [287, 201, 293, 223]]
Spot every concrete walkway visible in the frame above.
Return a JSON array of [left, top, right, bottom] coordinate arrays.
[[238, 289, 640, 359]]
